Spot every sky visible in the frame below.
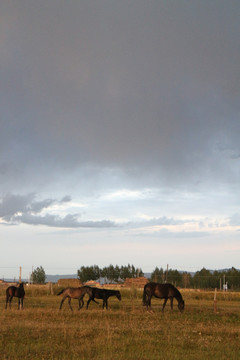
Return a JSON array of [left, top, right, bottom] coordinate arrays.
[[1, 0, 240, 279]]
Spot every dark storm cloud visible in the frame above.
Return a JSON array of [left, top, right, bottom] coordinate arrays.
[[0, 0, 240, 194]]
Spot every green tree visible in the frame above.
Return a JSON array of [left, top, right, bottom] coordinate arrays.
[[192, 268, 218, 289], [224, 267, 240, 290], [31, 266, 46, 284], [102, 264, 120, 282], [150, 267, 164, 282], [167, 269, 182, 286], [119, 264, 142, 280], [77, 265, 100, 283], [182, 272, 191, 288]]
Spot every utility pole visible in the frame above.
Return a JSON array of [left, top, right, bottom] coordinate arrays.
[[165, 264, 169, 283], [19, 266, 22, 283]]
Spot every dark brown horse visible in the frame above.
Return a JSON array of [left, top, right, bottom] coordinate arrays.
[[5, 282, 25, 310], [83, 286, 121, 309], [143, 282, 184, 312], [57, 286, 99, 311]]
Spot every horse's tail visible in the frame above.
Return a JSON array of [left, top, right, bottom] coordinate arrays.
[[142, 286, 147, 306], [57, 289, 65, 296]]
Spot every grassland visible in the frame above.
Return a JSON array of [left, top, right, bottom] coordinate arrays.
[[0, 286, 240, 360]]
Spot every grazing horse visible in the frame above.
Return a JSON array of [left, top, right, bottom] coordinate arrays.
[[57, 287, 99, 311], [143, 282, 184, 312], [5, 282, 25, 310], [83, 286, 122, 309]]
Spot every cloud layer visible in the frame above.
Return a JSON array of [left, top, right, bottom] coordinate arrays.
[[1, 1, 240, 276], [1, 0, 240, 195]]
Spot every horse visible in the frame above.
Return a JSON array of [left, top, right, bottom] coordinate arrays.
[[82, 286, 122, 309], [143, 282, 184, 312], [57, 286, 99, 311], [5, 282, 25, 310]]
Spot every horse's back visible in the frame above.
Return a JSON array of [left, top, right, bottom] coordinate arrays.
[[6, 286, 17, 296], [6, 285, 25, 297], [144, 282, 179, 298], [64, 287, 86, 298]]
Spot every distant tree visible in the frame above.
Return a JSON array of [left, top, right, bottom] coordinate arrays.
[[31, 266, 46, 284], [77, 265, 100, 283], [101, 264, 120, 282], [192, 268, 218, 289], [167, 269, 182, 286], [224, 267, 240, 290], [150, 267, 164, 282], [182, 272, 191, 288], [119, 264, 142, 280], [76, 263, 144, 283], [136, 267, 144, 278]]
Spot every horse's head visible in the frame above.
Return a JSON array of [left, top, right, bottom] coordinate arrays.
[[178, 299, 184, 312], [116, 291, 121, 301]]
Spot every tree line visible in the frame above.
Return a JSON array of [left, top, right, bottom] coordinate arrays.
[[77, 264, 144, 283], [151, 266, 240, 290], [31, 265, 240, 290]]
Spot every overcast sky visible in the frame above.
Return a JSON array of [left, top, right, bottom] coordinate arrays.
[[1, 0, 240, 279]]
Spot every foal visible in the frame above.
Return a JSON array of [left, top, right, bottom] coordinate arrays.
[[6, 282, 25, 310]]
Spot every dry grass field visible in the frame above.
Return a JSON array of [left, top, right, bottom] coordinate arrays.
[[0, 286, 240, 360]]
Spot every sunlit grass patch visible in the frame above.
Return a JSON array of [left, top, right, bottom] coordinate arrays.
[[0, 289, 240, 359]]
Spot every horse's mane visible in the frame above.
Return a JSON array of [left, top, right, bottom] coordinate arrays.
[[166, 283, 183, 300]]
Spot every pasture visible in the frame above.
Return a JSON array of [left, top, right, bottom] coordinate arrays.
[[0, 286, 240, 360]]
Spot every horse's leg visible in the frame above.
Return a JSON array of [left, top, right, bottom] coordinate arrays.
[[86, 296, 93, 309], [5, 294, 9, 309], [59, 296, 66, 310], [68, 297, 73, 312], [9, 296, 13, 310], [105, 296, 108, 310], [162, 298, 168, 312], [78, 297, 84, 310], [170, 297, 173, 310], [18, 297, 20, 310], [102, 295, 107, 309], [147, 295, 152, 310]]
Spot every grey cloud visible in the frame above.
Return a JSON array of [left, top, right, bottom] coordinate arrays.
[[229, 214, 240, 226], [60, 196, 72, 203], [0, 193, 116, 228], [11, 213, 116, 228], [0, 0, 240, 195], [126, 216, 187, 228], [0, 193, 35, 219], [132, 228, 210, 239], [144, 217, 186, 226], [0, 193, 66, 219]]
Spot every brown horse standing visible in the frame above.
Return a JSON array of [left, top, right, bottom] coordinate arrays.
[[143, 282, 184, 312], [57, 287, 99, 311], [5, 282, 25, 310]]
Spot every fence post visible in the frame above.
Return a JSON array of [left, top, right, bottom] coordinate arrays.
[[49, 282, 53, 295], [214, 288, 217, 313]]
